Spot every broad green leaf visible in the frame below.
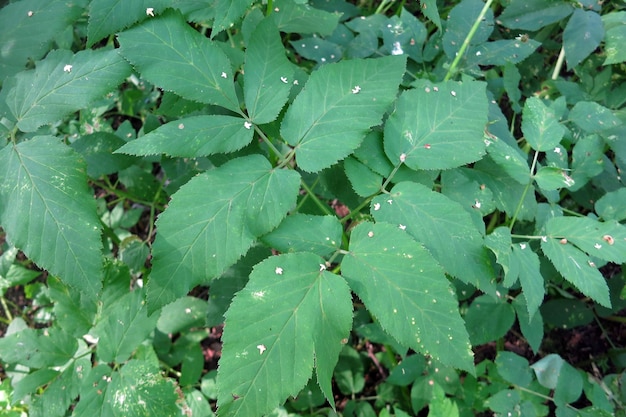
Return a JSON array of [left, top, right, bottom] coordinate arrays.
[[544, 216, 626, 264], [469, 39, 541, 66], [0, 0, 86, 82], [419, 0, 441, 30], [291, 36, 343, 65], [13, 369, 59, 402], [117, 9, 240, 112], [595, 188, 626, 221], [244, 18, 293, 124], [484, 134, 530, 184], [563, 9, 604, 69], [116, 115, 254, 157], [0, 137, 103, 300], [540, 236, 610, 307], [569, 101, 622, 133], [73, 364, 114, 417], [272, 0, 340, 36], [443, 0, 493, 60], [512, 242, 545, 320], [5, 49, 130, 132], [503, 63, 522, 113], [344, 156, 383, 197], [217, 252, 353, 416], [541, 298, 594, 329], [281, 55, 406, 172], [440, 169, 496, 223], [485, 227, 519, 287], [371, 182, 495, 291], [464, 294, 515, 345], [428, 383, 459, 417], [342, 222, 474, 373], [602, 12, 626, 65], [512, 295, 543, 353], [261, 214, 342, 257], [496, 352, 533, 388], [534, 166, 575, 190], [107, 360, 181, 416], [87, 0, 170, 47], [93, 288, 158, 363], [212, 0, 255, 38], [48, 276, 96, 338], [353, 131, 394, 177], [384, 81, 488, 170], [569, 134, 604, 191], [521, 97, 565, 152], [147, 155, 300, 313], [498, 0, 572, 31], [157, 297, 208, 334], [0, 327, 77, 368], [71, 132, 136, 177]]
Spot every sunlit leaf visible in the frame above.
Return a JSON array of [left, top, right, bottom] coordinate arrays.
[[563, 9, 604, 69]]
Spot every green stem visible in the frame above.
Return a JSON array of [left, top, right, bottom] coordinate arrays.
[[340, 195, 376, 225], [509, 150, 539, 231], [300, 180, 334, 216], [444, 0, 494, 81], [254, 124, 287, 164], [380, 160, 404, 193], [1, 296, 13, 322], [551, 46, 566, 80]]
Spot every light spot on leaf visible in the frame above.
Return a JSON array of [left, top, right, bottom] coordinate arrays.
[[244, 121, 253, 129], [178, 123, 184, 129], [399, 224, 406, 230], [367, 231, 374, 238], [280, 76, 288, 84], [27, 10, 33, 16], [252, 290, 265, 299], [603, 235, 614, 245], [275, 267, 283, 275], [185, 308, 192, 314], [257, 344, 267, 354], [146, 7, 155, 16], [221, 72, 228, 78], [399, 153, 406, 163], [559, 238, 567, 244], [450, 90, 457, 97], [373, 203, 381, 211], [594, 243, 602, 249], [391, 41, 404, 55], [63, 64, 72, 73], [519, 243, 527, 249], [319, 263, 326, 271], [351, 85, 361, 94]]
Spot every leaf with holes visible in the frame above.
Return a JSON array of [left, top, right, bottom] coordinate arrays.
[[217, 252, 353, 417], [117, 9, 240, 112], [146, 155, 300, 313], [384, 80, 488, 170], [0, 137, 103, 300], [281, 55, 406, 172], [342, 222, 474, 374]]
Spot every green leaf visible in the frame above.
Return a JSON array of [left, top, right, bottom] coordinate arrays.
[[464, 294, 516, 345], [485, 227, 519, 287], [108, 360, 182, 416], [484, 134, 530, 185], [0, 327, 77, 368], [443, 0, 493, 60], [496, 352, 533, 388], [334, 345, 365, 395], [244, 18, 293, 124], [87, 0, 170, 47], [281, 55, 406, 172], [116, 115, 254, 157], [342, 222, 474, 373], [469, 39, 541, 66], [521, 97, 565, 152], [73, 364, 114, 417], [4, 49, 130, 132], [498, 0, 572, 31], [48, 276, 97, 339], [512, 295, 543, 353], [117, 9, 240, 112], [569, 101, 622, 133], [595, 188, 626, 221], [419, 0, 441, 30], [344, 157, 383, 197], [602, 12, 626, 65], [534, 166, 575, 190], [71, 132, 136, 177], [212, 0, 254, 38], [0, 137, 103, 300], [544, 216, 626, 264], [272, 0, 340, 36], [540, 235, 611, 307], [512, 242, 545, 320], [0, 0, 86, 82], [157, 296, 208, 334], [384, 81, 488, 170], [93, 288, 158, 363], [563, 9, 604, 69], [147, 155, 300, 313], [217, 252, 353, 417], [261, 214, 342, 257], [371, 182, 495, 291]]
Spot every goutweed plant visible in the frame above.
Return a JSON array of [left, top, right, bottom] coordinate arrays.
[[1, 0, 625, 416]]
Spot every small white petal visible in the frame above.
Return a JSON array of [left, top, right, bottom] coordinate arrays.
[[146, 7, 155, 16], [63, 64, 73, 73], [275, 267, 283, 275], [373, 203, 381, 211], [351, 85, 361, 94], [244, 121, 253, 130], [280, 76, 288, 84], [319, 264, 327, 271], [221, 72, 228, 78], [399, 224, 406, 230], [257, 344, 267, 354]]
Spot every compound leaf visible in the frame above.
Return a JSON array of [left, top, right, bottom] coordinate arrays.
[[217, 253, 353, 417], [281, 55, 406, 172], [541, 235, 611, 308], [371, 182, 495, 292], [116, 115, 254, 157], [244, 17, 293, 124], [0, 137, 103, 300], [384, 81, 488, 170], [521, 96, 565, 152], [117, 9, 240, 112], [5, 49, 130, 132], [342, 222, 474, 373], [147, 155, 300, 313]]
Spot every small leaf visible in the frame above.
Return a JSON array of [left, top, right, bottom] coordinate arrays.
[[0, 137, 103, 300], [344, 157, 383, 197], [157, 296, 208, 335], [147, 155, 300, 313], [217, 253, 353, 417], [211, 0, 254, 38], [498, 0, 572, 31], [595, 188, 626, 221], [496, 352, 533, 388], [244, 18, 293, 124], [5, 49, 130, 132], [117, 9, 240, 112], [281, 55, 406, 172], [534, 166, 575, 190], [261, 214, 342, 257], [512, 242, 545, 320], [116, 115, 254, 157], [71, 132, 136, 177], [469, 39, 541, 66], [521, 97, 565, 152], [465, 294, 516, 345], [419, 0, 441, 30], [384, 80, 488, 170], [443, 0, 493, 60], [484, 134, 530, 184], [342, 222, 474, 373], [512, 295, 543, 353], [540, 236, 611, 307], [602, 12, 626, 65], [372, 182, 495, 291], [563, 9, 604, 69], [272, 0, 340, 36], [569, 101, 622, 133]]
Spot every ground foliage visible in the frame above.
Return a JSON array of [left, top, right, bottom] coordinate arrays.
[[1, 0, 626, 416]]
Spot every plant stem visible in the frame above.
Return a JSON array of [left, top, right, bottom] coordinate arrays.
[[509, 150, 539, 231], [340, 195, 375, 224], [444, 0, 494, 81], [300, 180, 334, 216], [1, 296, 13, 322], [551, 46, 566, 80]]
